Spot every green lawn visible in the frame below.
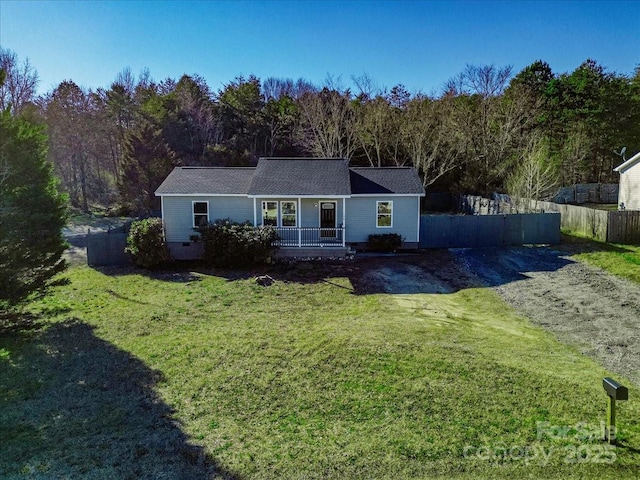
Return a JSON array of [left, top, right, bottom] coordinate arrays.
[[1, 261, 639, 479], [561, 234, 640, 285]]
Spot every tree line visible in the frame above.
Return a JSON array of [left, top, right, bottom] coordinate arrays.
[[2, 46, 639, 214]]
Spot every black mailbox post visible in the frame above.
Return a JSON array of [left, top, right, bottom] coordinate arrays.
[[603, 377, 629, 444]]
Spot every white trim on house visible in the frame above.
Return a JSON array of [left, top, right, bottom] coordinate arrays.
[[248, 194, 350, 199], [416, 196, 420, 242], [157, 193, 248, 197], [261, 200, 278, 227], [280, 200, 297, 227], [161, 195, 166, 241], [192, 200, 209, 228], [262, 200, 305, 228], [351, 193, 424, 197], [376, 200, 393, 228], [159, 193, 423, 198], [614, 151, 640, 173], [298, 197, 302, 246], [342, 198, 346, 247], [253, 197, 257, 226]]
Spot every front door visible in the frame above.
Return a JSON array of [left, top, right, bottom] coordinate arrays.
[[320, 202, 336, 238]]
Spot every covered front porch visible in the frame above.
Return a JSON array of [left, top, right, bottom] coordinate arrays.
[[251, 196, 347, 248]]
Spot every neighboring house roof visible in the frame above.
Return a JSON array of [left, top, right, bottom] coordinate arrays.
[[614, 151, 640, 173], [155, 158, 426, 197], [350, 167, 425, 195], [248, 158, 352, 196], [155, 167, 256, 195]]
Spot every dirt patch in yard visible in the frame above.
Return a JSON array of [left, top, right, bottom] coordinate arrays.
[[356, 247, 640, 386], [354, 250, 472, 295], [453, 247, 640, 386]]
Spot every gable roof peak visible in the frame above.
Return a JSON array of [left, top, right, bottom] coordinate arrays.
[[351, 166, 414, 169], [259, 157, 348, 162], [249, 157, 351, 196], [614, 151, 640, 173]]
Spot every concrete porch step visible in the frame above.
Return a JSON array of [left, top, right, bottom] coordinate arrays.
[[274, 247, 350, 258]]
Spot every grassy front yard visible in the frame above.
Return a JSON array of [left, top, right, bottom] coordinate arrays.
[[561, 234, 640, 285], [2, 260, 639, 479]]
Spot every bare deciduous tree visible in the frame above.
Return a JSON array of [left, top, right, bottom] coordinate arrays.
[[506, 136, 559, 212], [0, 47, 39, 115], [560, 123, 591, 185], [352, 73, 380, 101], [297, 87, 357, 159], [444, 64, 513, 98], [401, 95, 461, 186], [44, 81, 116, 211], [354, 95, 399, 166], [263, 77, 316, 101], [445, 66, 542, 194]]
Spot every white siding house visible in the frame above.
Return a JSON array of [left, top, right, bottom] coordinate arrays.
[[614, 151, 640, 211]]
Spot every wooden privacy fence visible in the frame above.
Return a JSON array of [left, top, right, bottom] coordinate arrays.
[[608, 211, 640, 244], [552, 183, 618, 204], [458, 195, 640, 245], [419, 213, 561, 248], [86, 226, 131, 266], [458, 195, 516, 215], [532, 201, 640, 244], [532, 201, 608, 241]]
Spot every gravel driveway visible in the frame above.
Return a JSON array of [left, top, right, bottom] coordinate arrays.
[[453, 247, 640, 385]]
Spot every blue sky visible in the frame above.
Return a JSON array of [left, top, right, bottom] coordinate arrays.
[[1, 0, 638, 96]]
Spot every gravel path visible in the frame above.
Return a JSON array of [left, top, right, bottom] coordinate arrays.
[[453, 247, 640, 385]]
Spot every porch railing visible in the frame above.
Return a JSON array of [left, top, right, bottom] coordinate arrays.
[[273, 227, 345, 247]]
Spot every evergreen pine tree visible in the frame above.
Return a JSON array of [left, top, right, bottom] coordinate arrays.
[[0, 108, 68, 308]]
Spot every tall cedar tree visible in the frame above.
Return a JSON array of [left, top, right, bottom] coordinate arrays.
[[0, 108, 68, 308], [119, 119, 176, 214]]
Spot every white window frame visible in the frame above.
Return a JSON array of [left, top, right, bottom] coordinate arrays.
[[192, 200, 209, 228], [261, 201, 278, 226], [376, 200, 393, 228], [280, 201, 297, 227]]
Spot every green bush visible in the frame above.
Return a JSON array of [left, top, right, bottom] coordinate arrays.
[[366, 233, 403, 252], [125, 218, 170, 268], [192, 218, 278, 268]]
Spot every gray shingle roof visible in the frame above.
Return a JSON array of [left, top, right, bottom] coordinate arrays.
[[155, 160, 425, 196], [155, 167, 255, 195], [248, 158, 351, 196], [350, 167, 425, 195]]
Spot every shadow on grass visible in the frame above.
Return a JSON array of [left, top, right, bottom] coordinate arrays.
[[87, 243, 611, 296], [450, 246, 579, 288], [89, 250, 475, 295], [558, 233, 636, 254], [0, 318, 239, 479], [615, 441, 640, 455]]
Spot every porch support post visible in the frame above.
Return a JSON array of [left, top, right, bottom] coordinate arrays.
[[298, 197, 302, 247], [160, 196, 166, 242], [342, 197, 346, 247], [417, 196, 420, 244], [253, 198, 257, 226]]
